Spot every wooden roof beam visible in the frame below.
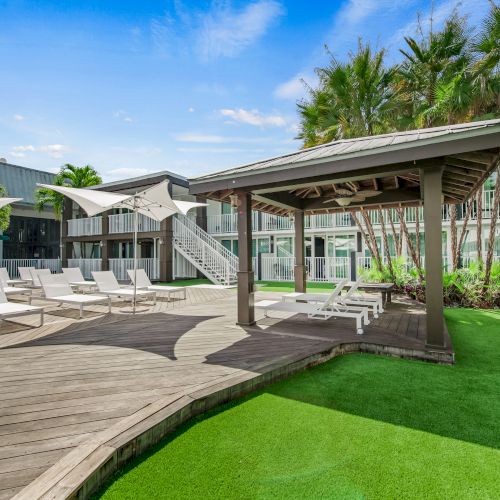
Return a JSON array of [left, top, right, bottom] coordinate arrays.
[[453, 152, 497, 165]]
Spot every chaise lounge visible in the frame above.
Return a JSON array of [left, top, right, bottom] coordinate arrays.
[[127, 269, 186, 301], [39, 274, 112, 319]]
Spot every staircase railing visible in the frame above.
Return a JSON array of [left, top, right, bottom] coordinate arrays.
[[173, 214, 238, 285]]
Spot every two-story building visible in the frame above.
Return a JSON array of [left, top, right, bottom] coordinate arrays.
[[0, 160, 60, 260]]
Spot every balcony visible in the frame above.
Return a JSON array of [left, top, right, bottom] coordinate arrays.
[[108, 213, 160, 234], [206, 212, 353, 234], [67, 217, 102, 237]]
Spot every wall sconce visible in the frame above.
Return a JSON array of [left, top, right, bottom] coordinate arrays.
[[99, 241, 104, 248], [159, 238, 164, 245]]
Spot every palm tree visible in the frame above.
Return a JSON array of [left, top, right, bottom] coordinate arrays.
[[297, 41, 400, 145], [470, 3, 500, 118], [35, 164, 102, 255], [398, 12, 474, 127]]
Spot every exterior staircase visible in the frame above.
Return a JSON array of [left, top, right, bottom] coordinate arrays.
[[173, 214, 238, 286]]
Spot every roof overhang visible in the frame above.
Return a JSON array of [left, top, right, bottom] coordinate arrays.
[[189, 121, 500, 215]]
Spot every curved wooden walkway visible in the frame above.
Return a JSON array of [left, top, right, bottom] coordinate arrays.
[[0, 288, 453, 499]]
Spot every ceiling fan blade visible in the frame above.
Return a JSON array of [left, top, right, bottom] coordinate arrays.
[[349, 195, 366, 202], [356, 190, 382, 198], [334, 188, 354, 196]]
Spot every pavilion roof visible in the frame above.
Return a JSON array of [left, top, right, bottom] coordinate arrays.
[[189, 120, 500, 215]]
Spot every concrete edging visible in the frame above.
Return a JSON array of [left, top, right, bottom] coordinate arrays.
[[13, 340, 454, 500]]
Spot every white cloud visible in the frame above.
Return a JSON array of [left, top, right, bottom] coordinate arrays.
[[13, 114, 25, 121], [274, 73, 315, 100], [39, 144, 70, 158], [151, 1, 284, 61], [197, 0, 284, 60], [188, 107, 195, 112], [113, 110, 134, 123], [177, 147, 268, 154], [220, 108, 287, 127], [174, 133, 272, 143], [10, 144, 69, 159]]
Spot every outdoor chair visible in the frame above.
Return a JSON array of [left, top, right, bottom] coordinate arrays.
[[30, 268, 52, 289], [0, 284, 44, 326], [0, 267, 30, 287], [39, 273, 112, 319], [62, 267, 97, 293], [282, 278, 383, 318], [92, 271, 156, 304], [256, 279, 370, 335], [0, 271, 33, 304], [127, 269, 186, 301], [18, 267, 36, 286]]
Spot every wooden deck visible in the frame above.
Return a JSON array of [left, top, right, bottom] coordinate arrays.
[[0, 288, 453, 499]]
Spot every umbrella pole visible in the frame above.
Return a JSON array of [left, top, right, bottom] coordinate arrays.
[[133, 199, 138, 315]]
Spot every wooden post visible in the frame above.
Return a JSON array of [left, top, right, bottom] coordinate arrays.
[[294, 209, 306, 292], [236, 191, 255, 326], [421, 166, 445, 348], [61, 198, 72, 267], [159, 183, 174, 282], [98, 212, 110, 271]]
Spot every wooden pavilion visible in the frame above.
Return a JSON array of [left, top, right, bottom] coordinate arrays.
[[190, 120, 500, 348]]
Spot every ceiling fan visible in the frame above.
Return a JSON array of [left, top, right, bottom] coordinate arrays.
[[322, 188, 382, 207]]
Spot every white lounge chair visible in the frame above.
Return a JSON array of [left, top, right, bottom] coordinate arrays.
[[338, 278, 384, 315], [127, 269, 186, 301], [0, 270, 33, 303], [39, 274, 112, 319], [0, 284, 44, 326], [0, 268, 29, 287], [29, 268, 52, 289], [18, 267, 35, 286], [282, 278, 382, 318], [256, 281, 370, 335], [62, 267, 97, 293], [92, 271, 156, 304]]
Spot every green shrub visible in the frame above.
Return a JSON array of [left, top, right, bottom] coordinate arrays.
[[361, 260, 500, 308]]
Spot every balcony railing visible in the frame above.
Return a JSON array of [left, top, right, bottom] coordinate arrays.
[[67, 217, 102, 237], [108, 213, 160, 234], [67, 258, 102, 279], [108, 258, 160, 281]]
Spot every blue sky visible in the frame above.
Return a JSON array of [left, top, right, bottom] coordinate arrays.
[[0, 0, 492, 181]]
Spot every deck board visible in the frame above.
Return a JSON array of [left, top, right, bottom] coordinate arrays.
[[0, 287, 452, 498]]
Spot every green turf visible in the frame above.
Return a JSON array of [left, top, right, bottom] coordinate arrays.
[[96, 309, 500, 499], [157, 279, 332, 292]]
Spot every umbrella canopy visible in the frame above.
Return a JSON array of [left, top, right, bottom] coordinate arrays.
[[36, 180, 205, 220], [0, 198, 23, 209]]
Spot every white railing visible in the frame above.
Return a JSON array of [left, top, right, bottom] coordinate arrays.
[[0, 259, 62, 278], [108, 213, 160, 234], [173, 250, 198, 279], [67, 217, 102, 236], [108, 258, 160, 281], [173, 214, 238, 285], [67, 258, 102, 279], [260, 256, 350, 282]]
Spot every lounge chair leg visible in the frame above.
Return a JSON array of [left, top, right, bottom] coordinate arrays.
[[108, 298, 112, 313], [356, 317, 363, 334], [80, 304, 83, 319], [29, 295, 32, 305], [40, 310, 44, 327]]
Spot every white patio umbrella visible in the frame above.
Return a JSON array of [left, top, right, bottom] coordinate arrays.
[[0, 197, 23, 209], [37, 180, 206, 313]]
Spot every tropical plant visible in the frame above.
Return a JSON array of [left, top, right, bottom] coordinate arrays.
[[297, 41, 400, 145], [0, 185, 12, 232], [35, 164, 102, 219]]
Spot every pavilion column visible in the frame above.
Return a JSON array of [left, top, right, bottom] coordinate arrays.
[[236, 191, 255, 326], [100, 212, 111, 271], [159, 183, 174, 282], [61, 198, 72, 267], [421, 166, 445, 348], [294, 209, 306, 292]]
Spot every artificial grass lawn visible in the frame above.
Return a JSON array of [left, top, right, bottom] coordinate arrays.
[[97, 309, 500, 499], [160, 278, 332, 293]]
